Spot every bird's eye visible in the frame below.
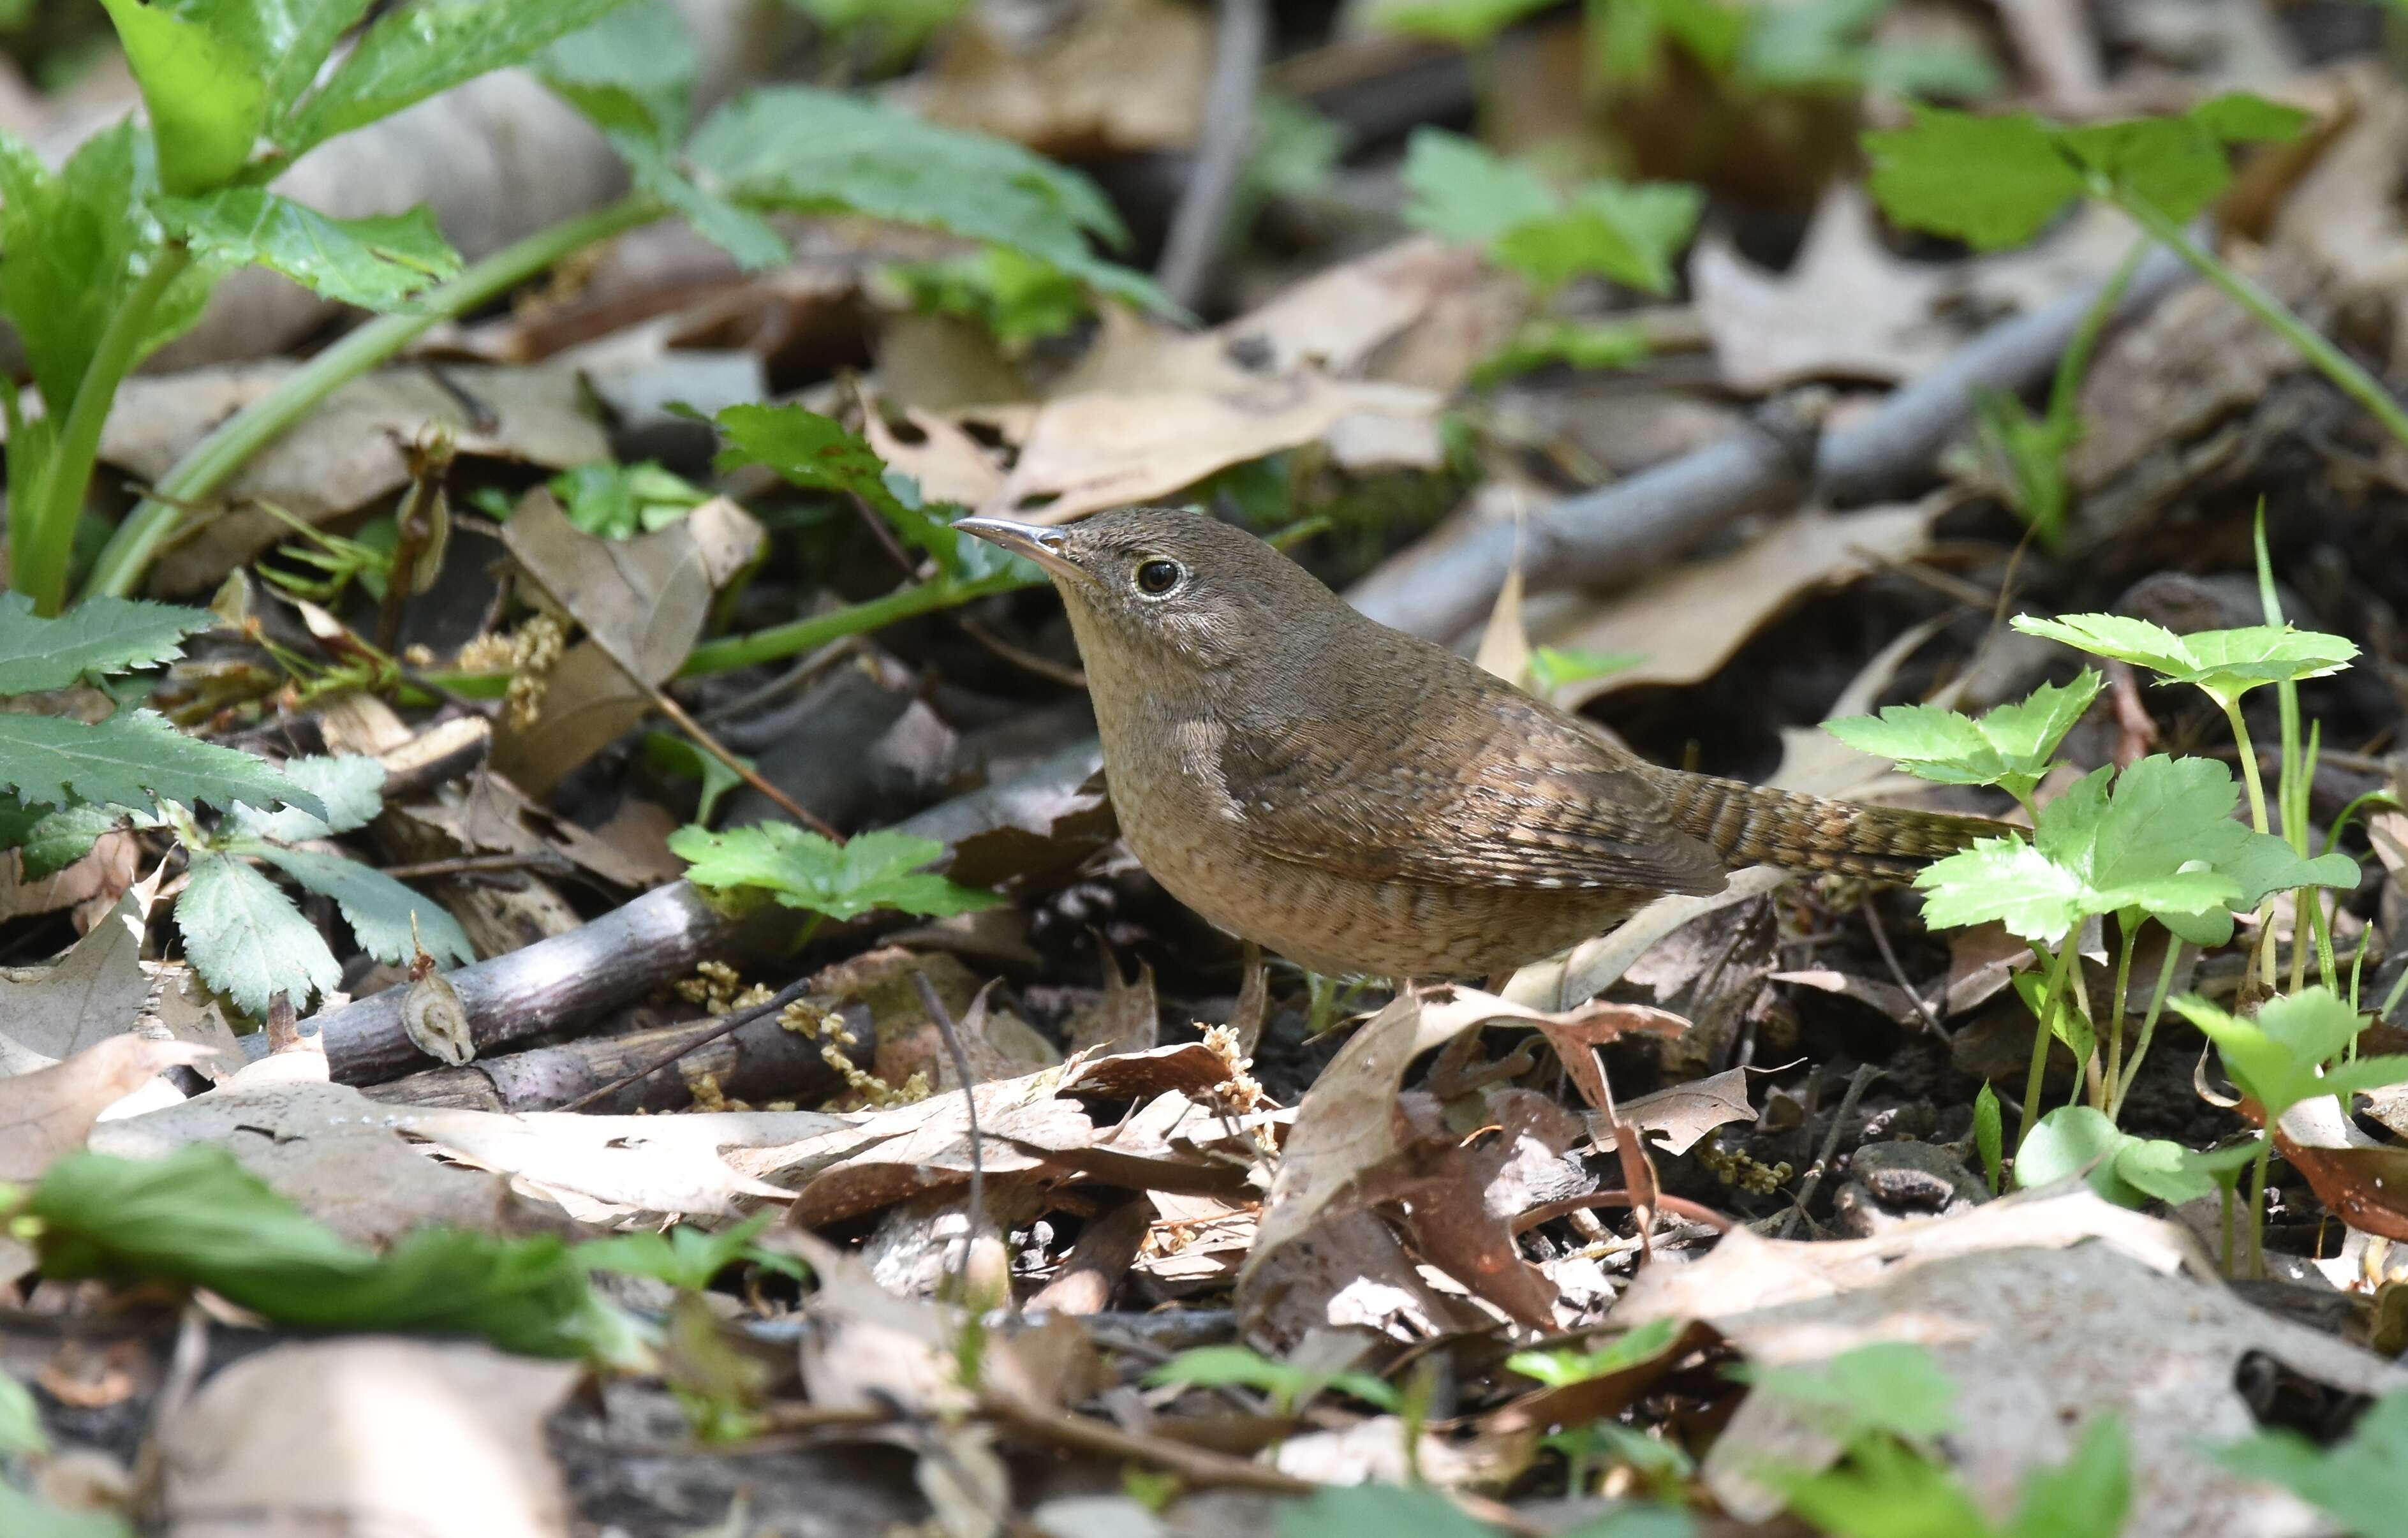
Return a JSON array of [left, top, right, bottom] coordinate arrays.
[[1134, 559, 1184, 596]]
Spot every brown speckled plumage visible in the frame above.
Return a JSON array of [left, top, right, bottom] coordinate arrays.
[[958, 508, 2007, 980]]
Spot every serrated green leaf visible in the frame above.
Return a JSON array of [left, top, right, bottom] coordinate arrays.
[[1506, 1317, 1682, 1387], [247, 843, 474, 968], [96, 0, 269, 195], [158, 190, 462, 311], [31, 1146, 615, 1359], [0, 591, 214, 693], [0, 710, 320, 821], [2189, 92, 2313, 146], [0, 797, 128, 878], [688, 86, 1169, 313], [0, 124, 214, 419], [175, 851, 341, 1014], [1363, 0, 1555, 45], [1471, 318, 1651, 387], [2057, 115, 2229, 223], [712, 403, 953, 564], [1829, 671, 2102, 802], [2215, 1389, 2408, 1538], [1918, 836, 2088, 940], [538, 0, 695, 141], [281, 0, 639, 156], [1494, 180, 1703, 293], [2169, 987, 2405, 1121], [2011, 613, 2356, 699], [670, 822, 1000, 922], [1400, 128, 1556, 244], [230, 753, 387, 839], [889, 246, 1091, 350], [1864, 107, 2086, 251], [1737, 1342, 1958, 1443]]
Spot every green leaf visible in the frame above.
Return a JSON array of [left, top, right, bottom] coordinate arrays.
[[545, 459, 710, 540], [1828, 670, 2101, 801], [712, 403, 953, 565], [0, 799, 133, 878], [30, 1146, 617, 1359], [0, 591, 214, 693], [2214, 1387, 2408, 1538], [175, 851, 342, 1014], [281, 0, 640, 156], [788, 0, 968, 67], [2010, 613, 2356, 702], [2016, 1105, 2166, 1206], [96, 0, 269, 195], [1973, 1081, 2004, 1194], [670, 823, 1000, 922], [1274, 1484, 1493, 1538], [0, 1366, 42, 1456], [1771, 1436, 1992, 1538], [2169, 987, 2408, 1121], [688, 86, 1168, 313], [1529, 644, 1647, 695], [0, 709, 321, 822], [1507, 1317, 1683, 1387], [247, 844, 475, 968], [0, 124, 214, 418], [0, 1482, 135, 1538], [1472, 318, 1651, 387], [1865, 107, 2085, 251], [1148, 1343, 1402, 1413], [2190, 92, 2314, 146], [643, 731, 746, 824], [2056, 115, 2229, 223], [577, 1213, 801, 1290], [1400, 128, 1557, 244], [1493, 181, 1704, 294], [1744, 0, 1998, 98], [889, 246, 1092, 351], [229, 753, 387, 840], [539, 0, 695, 141], [158, 190, 462, 311], [2007, 1416, 2131, 1538], [1364, 0, 1556, 46], [1736, 1342, 1957, 1444]]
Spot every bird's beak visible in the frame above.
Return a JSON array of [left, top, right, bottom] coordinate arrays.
[[954, 517, 1086, 586]]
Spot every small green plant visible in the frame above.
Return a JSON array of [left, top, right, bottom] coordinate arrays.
[[670, 824, 1000, 937], [542, 459, 713, 540], [1972, 1081, 2004, 1193], [1743, 1344, 2130, 1538], [577, 1214, 803, 1291], [3, 0, 653, 616], [1507, 1317, 1683, 1387], [81, 0, 1167, 608], [888, 246, 1093, 351], [1402, 129, 1704, 296], [1145, 1343, 1401, 1417], [2213, 1386, 2408, 1538], [1473, 320, 1655, 387], [1865, 94, 2408, 457]]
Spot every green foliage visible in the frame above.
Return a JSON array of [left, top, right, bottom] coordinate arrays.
[[1506, 1317, 1682, 1387], [0, 1483, 134, 1538], [1530, 645, 1648, 695], [228, 752, 388, 842], [889, 246, 1092, 350], [577, 1214, 804, 1290], [1365, 0, 1555, 45], [27, 1148, 626, 1359], [1826, 670, 2100, 806], [2171, 988, 2408, 1122], [1593, 0, 1991, 100], [1737, 1343, 1958, 1446], [0, 709, 314, 824], [1274, 1484, 1495, 1538], [644, 732, 746, 824], [93, 0, 270, 195], [1865, 94, 2309, 251], [0, 1368, 40, 1456], [1914, 756, 2354, 945], [548, 459, 711, 539], [1472, 319, 1652, 387], [1402, 129, 1702, 295], [1973, 1081, 2004, 1194], [1778, 1415, 2129, 1538], [175, 850, 344, 1014], [787, 0, 969, 67], [156, 191, 462, 310], [1146, 1343, 1401, 1415], [2213, 1388, 2408, 1538], [670, 823, 1001, 922], [712, 403, 957, 566], [2014, 1105, 2258, 1208], [2009, 615, 2356, 706], [0, 593, 213, 694]]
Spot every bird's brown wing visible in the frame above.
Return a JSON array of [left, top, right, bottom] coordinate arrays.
[[1215, 693, 1725, 896]]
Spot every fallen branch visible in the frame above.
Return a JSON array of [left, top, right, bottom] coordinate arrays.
[[1345, 246, 2196, 642]]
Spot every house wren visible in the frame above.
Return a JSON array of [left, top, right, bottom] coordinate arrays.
[[957, 509, 2003, 979]]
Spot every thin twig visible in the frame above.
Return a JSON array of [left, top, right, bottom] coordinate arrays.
[[957, 613, 1087, 690], [644, 681, 841, 839], [1155, 0, 1271, 309], [554, 977, 816, 1113], [1777, 1063, 1882, 1239], [914, 971, 989, 1307], [697, 636, 859, 725], [1861, 898, 1945, 1036], [377, 850, 573, 881]]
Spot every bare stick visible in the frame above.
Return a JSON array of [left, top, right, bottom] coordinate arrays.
[[1155, 0, 1271, 310], [1777, 1063, 1882, 1239], [913, 970, 989, 1306], [553, 976, 816, 1113]]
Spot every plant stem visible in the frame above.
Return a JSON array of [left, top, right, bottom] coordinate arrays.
[[19, 242, 194, 613], [2111, 939, 2183, 1119], [2217, 693, 2281, 989], [679, 570, 1035, 676], [2105, 916, 2136, 1116], [2243, 1141, 2271, 1280], [82, 194, 666, 603], [2018, 939, 2079, 1150], [2114, 191, 2408, 454]]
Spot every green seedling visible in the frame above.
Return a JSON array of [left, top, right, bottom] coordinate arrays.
[[1146, 1343, 1401, 1417]]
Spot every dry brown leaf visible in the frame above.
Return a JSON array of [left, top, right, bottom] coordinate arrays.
[[1508, 866, 1792, 1013], [1241, 1206, 1503, 1350], [1693, 186, 1958, 392], [1770, 968, 1926, 1025], [0, 891, 155, 1065], [900, 0, 1209, 155], [1594, 1065, 1759, 1157], [1540, 502, 1936, 707], [84, 362, 609, 594], [0, 827, 138, 926], [1062, 950, 1160, 1057], [0, 1035, 218, 1180], [155, 1339, 579, 1538], [400, 1103, 843, 1216], [1526, 1000, 1690, 1119], [2273, 1096, 2408, 1243], [2271, 62, 2408, 373], [1395, 1088, 1592, 1329], [862, 394, 1012, 508], [1616, 1192, 2407, 1536]]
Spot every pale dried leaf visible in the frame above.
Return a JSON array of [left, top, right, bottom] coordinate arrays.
[[0, 887, 156, 1064], [0, 1034, 218, 1180], [1595, 1065, 1759, 1157], [155, 1340, 579, 1538], [902, 0, 1208, 154], [1062, 952, 1159, 1057]]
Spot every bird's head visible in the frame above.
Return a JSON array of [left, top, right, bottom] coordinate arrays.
[[956, 508, 1333, 676]]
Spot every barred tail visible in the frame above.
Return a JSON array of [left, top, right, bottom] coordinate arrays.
[[1639, 769, 2007, 882]]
